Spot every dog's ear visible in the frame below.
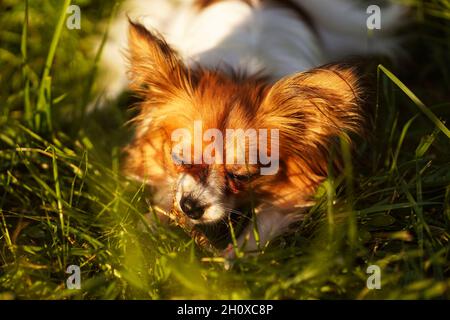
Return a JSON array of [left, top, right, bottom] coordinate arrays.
[[259, 64, 365, 179], [128, 20, 190, 98]]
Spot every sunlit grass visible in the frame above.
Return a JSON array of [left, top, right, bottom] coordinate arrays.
[[0, 0, 449, 299]]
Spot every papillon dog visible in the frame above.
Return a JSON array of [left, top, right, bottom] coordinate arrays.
[[98, 0, 405, 255]]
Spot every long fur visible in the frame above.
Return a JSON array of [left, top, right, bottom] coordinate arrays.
[[99, 0, 405, 254]]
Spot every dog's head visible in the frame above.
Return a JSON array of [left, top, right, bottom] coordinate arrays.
[[124, 21, 365, 225]]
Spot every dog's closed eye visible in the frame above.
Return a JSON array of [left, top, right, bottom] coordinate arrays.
[[226, 172, 258, 182]]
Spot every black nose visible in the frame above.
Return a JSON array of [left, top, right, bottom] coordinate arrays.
[[180, 196, 204, 220]]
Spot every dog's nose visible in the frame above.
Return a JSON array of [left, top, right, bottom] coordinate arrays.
[[180, 196, 204, 220]]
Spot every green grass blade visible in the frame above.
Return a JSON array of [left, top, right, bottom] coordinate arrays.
[[21, 0, 31, 126], [36, 0, 71, 130], [80, 2, 119, 117], [340, 134, 357, 248], [390, 115, 419, 174], [378, 64, 450, 139]]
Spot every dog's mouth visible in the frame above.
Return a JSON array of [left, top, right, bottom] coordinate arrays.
[[195, 206, 252, 250], [166, 201, 253, 250]]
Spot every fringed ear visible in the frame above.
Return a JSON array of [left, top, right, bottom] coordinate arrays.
[[125, 21, 191, 184], [259, 64, 366, 181], [127, 20, 190, 99]]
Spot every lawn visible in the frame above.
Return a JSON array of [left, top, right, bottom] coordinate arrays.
[[0, 0, 449, 299]]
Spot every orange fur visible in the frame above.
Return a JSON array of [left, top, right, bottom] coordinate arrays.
[[124, 21, 365, 228]]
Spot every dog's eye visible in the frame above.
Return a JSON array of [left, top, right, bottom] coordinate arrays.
[[171, 153, 193, 169], [227, 172, 251, 182], [182, 163, 193, 169]]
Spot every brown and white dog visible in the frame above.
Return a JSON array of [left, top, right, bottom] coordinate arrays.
[[98, 0, 404, 255]]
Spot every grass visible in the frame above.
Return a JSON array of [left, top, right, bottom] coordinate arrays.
[[0, 0, 449, 299]]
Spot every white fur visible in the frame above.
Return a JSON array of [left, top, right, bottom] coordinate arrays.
[[96, 0, 405, 107], [175, 170, 230, 224]]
